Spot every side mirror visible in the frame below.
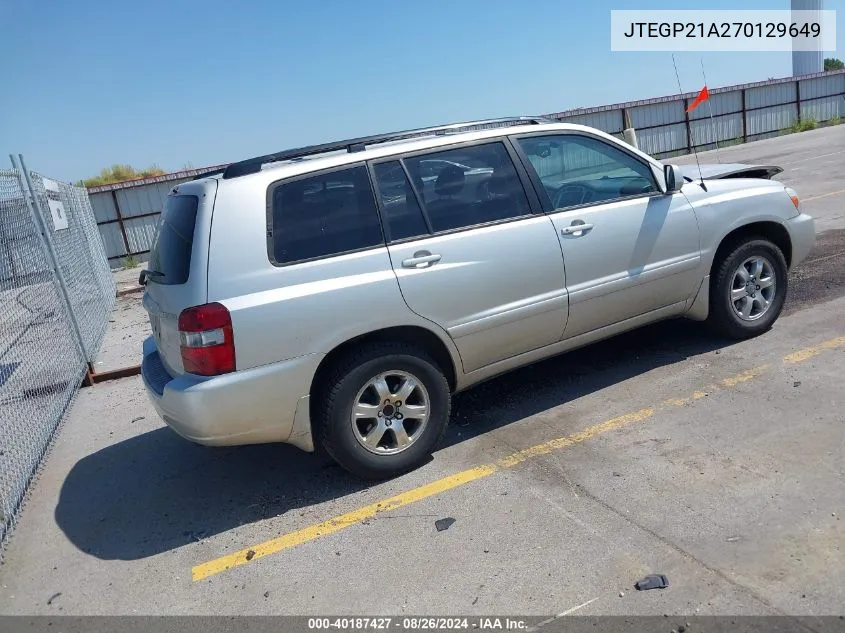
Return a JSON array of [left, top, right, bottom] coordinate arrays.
[[664, 164, 683, 193]]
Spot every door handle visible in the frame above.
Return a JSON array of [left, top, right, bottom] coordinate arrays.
[[401, 251, 442, 268], [560, 222, 594, 236]]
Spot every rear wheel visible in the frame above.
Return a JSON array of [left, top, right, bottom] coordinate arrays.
[[317, 343, 451, 479], [708, 238, 788, 339]]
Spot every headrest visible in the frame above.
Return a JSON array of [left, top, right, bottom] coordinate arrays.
[[487, 166, 515, 196], [434, 164, 465, 197]]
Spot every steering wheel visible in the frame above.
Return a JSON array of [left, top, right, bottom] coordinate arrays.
[[619, 179, 657, 196], [553, 185, 592, 209]]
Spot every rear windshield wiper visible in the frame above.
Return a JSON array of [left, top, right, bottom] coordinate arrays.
[[139, 269, 164, 285]]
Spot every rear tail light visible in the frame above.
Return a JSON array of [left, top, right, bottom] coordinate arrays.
[[178, 302, 235, 376]]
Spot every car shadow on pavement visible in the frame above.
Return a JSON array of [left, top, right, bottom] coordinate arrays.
[[445, 317, 728, 446], [55, 318, 732, 561]]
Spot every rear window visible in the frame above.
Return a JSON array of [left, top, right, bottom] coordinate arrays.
[[268, 165, 384, 265], [147, 194, 199, 285]]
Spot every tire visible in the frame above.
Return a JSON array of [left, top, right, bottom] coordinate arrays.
[[317, 342, 451, 479], [708, 238, 788, 340]]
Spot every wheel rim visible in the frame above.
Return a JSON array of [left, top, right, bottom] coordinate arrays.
[[730, 255, 777, 322], [351, 370, 431, 456]]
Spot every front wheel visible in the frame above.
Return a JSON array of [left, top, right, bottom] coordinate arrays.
[[708, 238, 788, 339], [317, 343, 451, 479]]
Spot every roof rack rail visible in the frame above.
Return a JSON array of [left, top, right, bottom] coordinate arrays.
[[221, 116, 556, 180]]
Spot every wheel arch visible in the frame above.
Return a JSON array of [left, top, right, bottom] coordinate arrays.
[[687, 220, 793, 322], [308, 325, 459, 430], [710, 221, 793, 277]]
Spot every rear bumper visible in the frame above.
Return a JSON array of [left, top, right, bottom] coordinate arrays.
[[141, 336, 323, 447], [786, 212, 815, 269]]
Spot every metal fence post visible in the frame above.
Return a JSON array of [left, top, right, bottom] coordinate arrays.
[[10, 154, 93, 384], [683, 99, 693, 153], [110, 189, 131, 259]]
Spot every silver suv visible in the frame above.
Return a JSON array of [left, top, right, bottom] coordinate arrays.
[[141, 117, 815, 478]]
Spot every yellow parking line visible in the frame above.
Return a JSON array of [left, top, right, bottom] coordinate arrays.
[[192, 336, 845, 581], [192, 409, 653, 581], [719, 365, 769, 387], [192, 465, 496, 581], [783, 336, 845, 364], [497, 408, 653, 468]]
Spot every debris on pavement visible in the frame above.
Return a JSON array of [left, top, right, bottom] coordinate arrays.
[[794, 381, 802, 387], [635, 574, 669, 590], [435, 517, 456, 532], [47, 592, 61, 606], [245, 550, 256, 561]]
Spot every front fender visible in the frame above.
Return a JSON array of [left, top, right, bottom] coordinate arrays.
[[683, 179, 799, 272]]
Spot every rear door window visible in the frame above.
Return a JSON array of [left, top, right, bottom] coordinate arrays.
[[268, 165, 384, 265], [402, 143, 531, 233], [372, 161, 430, 241], [147, 194, 199, 285]]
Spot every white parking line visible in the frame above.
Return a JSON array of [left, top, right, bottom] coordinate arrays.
[[790, 149, 845, 164], [529, 597, 601, 631]]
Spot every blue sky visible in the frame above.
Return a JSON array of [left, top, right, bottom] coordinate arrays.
[[1, 0, 842, 182]]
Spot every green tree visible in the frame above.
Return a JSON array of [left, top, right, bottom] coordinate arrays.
[[824, 57, 844, 71], [80, 164, 166, 188]]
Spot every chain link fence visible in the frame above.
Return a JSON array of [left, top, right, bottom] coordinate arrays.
[[0, 158, 115, 552]]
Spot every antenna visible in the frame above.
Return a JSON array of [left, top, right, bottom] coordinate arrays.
[[672, 54, 707, 191]]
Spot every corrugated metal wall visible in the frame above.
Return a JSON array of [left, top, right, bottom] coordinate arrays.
[[548, 70, 843, 157], [801, 95, 845, 122], [745, 83, 796, 109], [687, 91, 742, 119], [558, 110, 624, 134], [690, 113, 744, 146], [90, 174, 202, 267], [799, 73, 845, 123], [748, 103, 799, 136], [800, 73, 845, 98], [125, 215, 159, 253]]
